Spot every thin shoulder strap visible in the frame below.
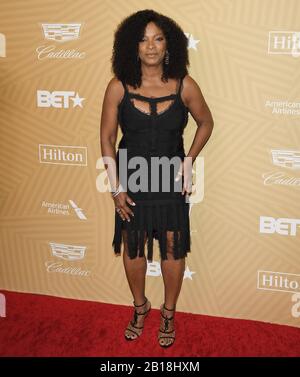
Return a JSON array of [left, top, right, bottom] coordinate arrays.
[[177, 76, 184, 95], [121, 80, 128, 93]]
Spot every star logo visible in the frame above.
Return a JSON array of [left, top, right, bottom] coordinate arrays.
[[188, 34, 200, 50], [185, 33, 200, 50], [184, 266, 196, 280], [71, 93, 85, 108]]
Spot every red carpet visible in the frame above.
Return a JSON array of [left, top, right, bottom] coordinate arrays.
[[0, 290, 300, 357]]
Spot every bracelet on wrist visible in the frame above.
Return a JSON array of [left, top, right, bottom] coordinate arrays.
[[111, 183, 123, 197]]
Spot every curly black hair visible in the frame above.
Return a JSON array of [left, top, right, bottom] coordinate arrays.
[[111, 9, 190, 89]]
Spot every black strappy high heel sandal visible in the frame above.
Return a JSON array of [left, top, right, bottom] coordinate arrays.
[[124, 297, 151, 341], [158, 303, 176, 348]]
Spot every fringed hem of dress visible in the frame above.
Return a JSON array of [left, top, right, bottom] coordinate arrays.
[[112, 198, 191, 262]]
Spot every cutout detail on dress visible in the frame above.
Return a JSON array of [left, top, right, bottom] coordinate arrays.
[[125, 79, 182, 117], [129, 97, 176, 116]]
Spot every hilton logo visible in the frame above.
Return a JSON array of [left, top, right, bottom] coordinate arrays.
[[257, 270, 300, 294], [268, 31, 300, 57], [39, 144, 87, 166]]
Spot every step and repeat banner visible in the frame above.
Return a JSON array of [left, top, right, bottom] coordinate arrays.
[[0, 0, 300, 328]]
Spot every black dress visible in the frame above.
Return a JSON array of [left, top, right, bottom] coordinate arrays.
[[112, 76, 191, 262]]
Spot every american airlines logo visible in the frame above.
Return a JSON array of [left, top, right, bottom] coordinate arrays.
[[265, 100, 300, 116], [262, 149, 300, 186], [39, 144, 87, 166], [268, 31, 300, 57], [37, 90, 85, 108], [0, 33, 6, 57], [36, 23, 85, 60], [41, 200, 87, 219]]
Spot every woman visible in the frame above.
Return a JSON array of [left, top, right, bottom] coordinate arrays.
[[100, 9, 214, 348]]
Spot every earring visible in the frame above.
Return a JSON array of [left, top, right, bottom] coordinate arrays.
[[164, 50, 169, 65]]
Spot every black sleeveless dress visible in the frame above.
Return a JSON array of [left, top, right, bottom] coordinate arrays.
[[112, 76, 191, 262]]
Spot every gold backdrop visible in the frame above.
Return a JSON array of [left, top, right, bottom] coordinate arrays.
[[1, 0, 300, 328]]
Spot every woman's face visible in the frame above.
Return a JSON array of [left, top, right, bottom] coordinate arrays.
[[138, 21, 167, 66]]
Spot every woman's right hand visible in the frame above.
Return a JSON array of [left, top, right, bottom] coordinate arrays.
[[113, 192, 136, 222]]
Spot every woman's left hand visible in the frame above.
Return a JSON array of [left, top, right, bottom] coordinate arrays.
[[175, 157, 193, 195]]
